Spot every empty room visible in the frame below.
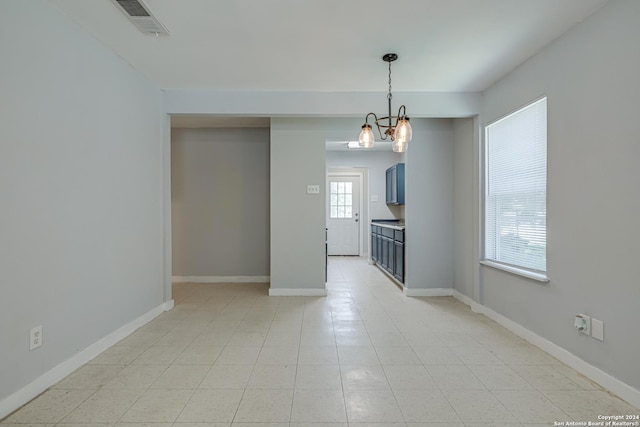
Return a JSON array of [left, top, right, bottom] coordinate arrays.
[[1, 0, 639, 425]]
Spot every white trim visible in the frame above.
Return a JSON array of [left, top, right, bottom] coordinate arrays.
[[163, 299, 175, 311], [480, 260, 550, 283], [403, 287, 453, 297], [452, 293, 640, 409], [172, 276, 270, 283], [268, 288, 327, 297], [452, 289, 475, 307], [0, 302, 166, 420]]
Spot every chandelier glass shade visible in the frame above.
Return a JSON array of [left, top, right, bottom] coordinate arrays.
[[358, 53, 413, 152]]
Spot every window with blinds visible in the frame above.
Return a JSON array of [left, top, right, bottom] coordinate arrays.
[[484, 97, 547, 272]]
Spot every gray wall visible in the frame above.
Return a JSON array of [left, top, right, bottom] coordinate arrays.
[[171, 128, 270, 277], [0, 0, 164, 402], [479, 0, 640, 390], [405, 119, 454, 290], [270, 118, 327, 290], [452, 118, 475, 298]]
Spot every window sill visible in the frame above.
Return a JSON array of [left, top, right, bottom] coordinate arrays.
[[480, 260, 550, 283]]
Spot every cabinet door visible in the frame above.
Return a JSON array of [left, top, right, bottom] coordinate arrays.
[[371, 233, 378, 261], [385, 166, 395, 204], [393, 241, 404, 282], [386, 238, 395, 274]]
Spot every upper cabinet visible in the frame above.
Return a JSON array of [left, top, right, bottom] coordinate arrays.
[[386, 163, 405, 205]]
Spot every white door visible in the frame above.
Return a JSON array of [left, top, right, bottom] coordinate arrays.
[[327, 176, 360, 255]]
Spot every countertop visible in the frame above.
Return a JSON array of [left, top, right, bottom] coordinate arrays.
[[371, 219, 405, 230]]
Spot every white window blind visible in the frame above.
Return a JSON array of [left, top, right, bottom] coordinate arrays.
[[485, 97, 547, 272]]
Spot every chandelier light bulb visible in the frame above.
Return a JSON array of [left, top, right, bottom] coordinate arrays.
[[394, 117, 412, 145], [358, 124, 375, 148]]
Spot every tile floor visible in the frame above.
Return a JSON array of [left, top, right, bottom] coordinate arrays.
[[2, 256, 638, 426]]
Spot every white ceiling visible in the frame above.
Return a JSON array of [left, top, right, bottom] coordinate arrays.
[[51, 0, 607, 92]]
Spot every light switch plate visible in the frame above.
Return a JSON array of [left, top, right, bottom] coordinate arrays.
[[306, 184, 320, 195], [371, 194, 379, 202]]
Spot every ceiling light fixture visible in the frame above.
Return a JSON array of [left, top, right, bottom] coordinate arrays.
[[359, 53, 412, 152]]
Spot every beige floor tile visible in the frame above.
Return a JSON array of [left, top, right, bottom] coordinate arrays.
[[3, 389, 94, 424], [383, 365, 437, 390], [233, 424, 287, 427], [215, 346, 261, 365], [198, 364, 253, 389], [450, 344, 505, 365], [441, 389, 518, 423], [341, 365, 390, 389], [173, 423, 230, 427], [374, 346, 422, 366], [290, 423, 348, 427], [0, 424, 56, 427], [60, 389, 142, 423], [103, 364, 169, 389], [53, 364, 124, 389], [87, 345, 145, 365], [469, 365, 533, 390], [510, 365, 583, 390], [233, 389, 294, 422], [425, 365, 486, 389], [247, 364, 297, 389], [133, 345, 185, 365], [492, 344, 561, 366], [298, 345, 339, 365], [173, 345, 223, 365], [393, 389, 462, 423], [291, 389, 347, 422], [295, 365, 342, 389], [541, 390, 636, 421], [227, 330, 268, 347], [174, 389, 243, 422], [337, 346, 380, 365], [256, 346, 299, 365], [412, 345, 463, 366], [344, 389, 404, 422], [493, 390, 569, 424], [149, 364, 209, 389], [119, 389, 192, 423], [349, 423, 408, 427], [405, 423, 464, 427]]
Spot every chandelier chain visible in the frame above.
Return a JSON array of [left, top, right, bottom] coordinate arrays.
[[387, 60, 392, 100]]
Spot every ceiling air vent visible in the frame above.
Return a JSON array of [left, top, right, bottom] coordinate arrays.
[[111, 0, 169, 36]]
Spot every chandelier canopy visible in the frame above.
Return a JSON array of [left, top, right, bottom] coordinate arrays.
[[358, 53, 412, 152]]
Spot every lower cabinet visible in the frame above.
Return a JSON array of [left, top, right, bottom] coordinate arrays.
[[393, 240, 404, 282], [370, 224, 405, 284]]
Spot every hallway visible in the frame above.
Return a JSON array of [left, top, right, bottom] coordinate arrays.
[[3, 256, 637, 425]]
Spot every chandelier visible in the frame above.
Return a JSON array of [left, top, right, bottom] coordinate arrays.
[[358, 53, 412, 152]]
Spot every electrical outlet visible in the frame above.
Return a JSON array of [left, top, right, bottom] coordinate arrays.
[[575, 314, 591, 336], [30, 325, 43, 350]]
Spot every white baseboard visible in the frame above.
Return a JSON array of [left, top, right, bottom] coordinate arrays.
[[403, 287, 453, 297], [452, 292, 640, 409], [452, 289, 475, 307], [268, 288, 327, 297], [0, 301, 167, 420], [163, 299, 175, 311], [172, 276, 270, 283]]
